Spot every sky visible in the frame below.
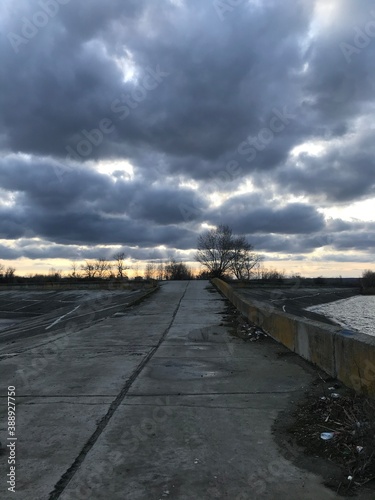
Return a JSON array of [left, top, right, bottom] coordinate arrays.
[[0, 0, 374, 277]]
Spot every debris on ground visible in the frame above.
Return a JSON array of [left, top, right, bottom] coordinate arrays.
[[287, 376, 375, 496], [221, 305, 268, 342]]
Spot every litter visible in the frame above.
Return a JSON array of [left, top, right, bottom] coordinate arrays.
[[320, 432, 335, 440]]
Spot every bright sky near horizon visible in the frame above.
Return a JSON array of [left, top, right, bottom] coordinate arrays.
[[0, 0, 374, 277]]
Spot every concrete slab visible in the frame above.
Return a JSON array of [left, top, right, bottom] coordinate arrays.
[[127, 354, 309, 396], [1, 347, 151, 397], [165, 324, 233, 343], [60, 404, 337, 500], [154, 342, 255, 359], [0, 399, 110, 500], [123, 393, 291, 410], [172, 311, 224, 325]]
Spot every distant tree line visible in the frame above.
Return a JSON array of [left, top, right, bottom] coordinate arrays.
[[75, 253, 129, 280], [361, 270, 375, 292], [0, 254, 195, 283], [143, 259, 193, 281]]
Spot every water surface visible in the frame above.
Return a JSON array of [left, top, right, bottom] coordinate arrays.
[[307, 295, 375, 337]]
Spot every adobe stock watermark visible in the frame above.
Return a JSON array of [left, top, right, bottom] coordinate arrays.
[[213, 0, 246, 22], [56, 65, 169, 181], [69, 396, 174, 499], [235, 445, 298, 499], [237, 106, 295, 163], [178, 105, 295, 222], [340, 10, 375, 63], [7, 0, 71, 54], [178, 160, 243, 222]]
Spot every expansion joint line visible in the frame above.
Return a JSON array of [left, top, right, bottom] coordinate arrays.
[[48, 281, 190, 500]]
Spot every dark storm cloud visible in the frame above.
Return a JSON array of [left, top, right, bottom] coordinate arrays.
[[273, 137, 375, 203], [208, 194, 325, 234], [331, 228, 375, 252], [0, 0, 311, 167], [0, 155, 201, 247], [0, 0, 374, 263], [247, 233, 332, 254], [0, 210, 25, 240], [247, 220, 375, 255]]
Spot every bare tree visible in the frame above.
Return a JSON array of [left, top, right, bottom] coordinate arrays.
[[165, 259, 192, 280], [133, 263, 140, 278], [253, 260, 263, 280], [230, 248, 263, 281], [196, 225, 234, 278], [362, 270, 375, 289], [261, 268, 285, 281], [0, 263, 4, 278], [156, 262, 165, 281], [95, 258, 112, 279], [69, 261, 80, 279], [5, 267, 16, 281], [48, 268, 62, 281], [113, 252, 129, 279], [144, 262, 156, 280], [196, 224, 260, 279], [80, 260, 97, 279]]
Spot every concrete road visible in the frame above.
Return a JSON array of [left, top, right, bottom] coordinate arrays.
[[0, 281, 344, 499]]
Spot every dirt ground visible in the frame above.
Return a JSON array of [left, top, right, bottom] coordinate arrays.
[[273, 377, 375, 498]]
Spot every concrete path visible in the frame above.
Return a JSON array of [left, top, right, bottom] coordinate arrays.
[[0, 281, 341, 499]]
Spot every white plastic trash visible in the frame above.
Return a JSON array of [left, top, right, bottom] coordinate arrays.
[[320, 432, 335, 440]]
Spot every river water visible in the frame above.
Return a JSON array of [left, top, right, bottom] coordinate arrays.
[[307, 295, 375, 337]]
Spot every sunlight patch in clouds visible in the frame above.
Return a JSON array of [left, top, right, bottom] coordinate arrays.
[[93, 159, 135, 180], [310, 0, 340, 35], [0, 191, 17, 207], [319, 198, 375, 222], [207, 192, 228, 208], [113, 49, 138, 83], [291, 141, 326, 157], [178, 180, 199, 190]]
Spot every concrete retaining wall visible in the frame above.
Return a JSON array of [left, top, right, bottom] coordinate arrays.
[[212, 278, 375, 398]]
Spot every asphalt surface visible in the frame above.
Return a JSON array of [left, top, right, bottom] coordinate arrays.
[[0, 288, 153, 346], [0, 280, 361, 499]]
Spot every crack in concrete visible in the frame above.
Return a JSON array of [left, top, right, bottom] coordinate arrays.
[[48, 281, 190, 500], [124, 390, 301, 397], [19, 402, 113, 406], [0, 395, 115, 398], [122, 403, 284, 410]]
